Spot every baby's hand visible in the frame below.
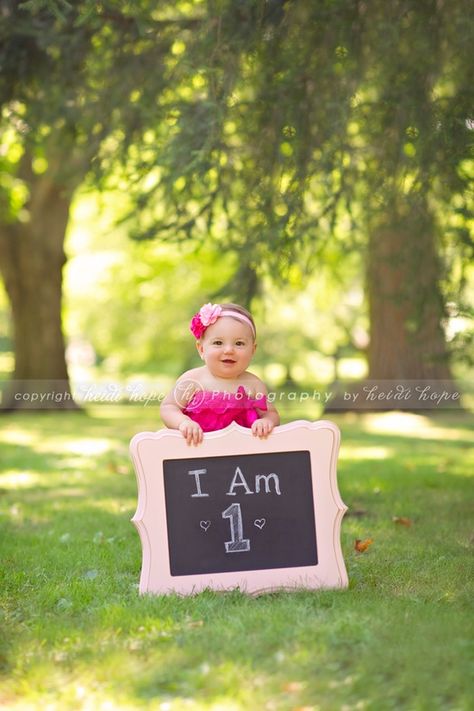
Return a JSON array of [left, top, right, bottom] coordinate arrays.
[[251, 417, 274, 439], [178, 419, 203, 446]]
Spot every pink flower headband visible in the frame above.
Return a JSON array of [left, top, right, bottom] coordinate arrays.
[[190, 303, 256, 339]]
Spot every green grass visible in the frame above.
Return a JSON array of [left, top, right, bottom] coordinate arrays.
[[0, 406, 473, 710]]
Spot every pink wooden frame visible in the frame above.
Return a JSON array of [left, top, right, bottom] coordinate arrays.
[[130, 420, 348, 595]]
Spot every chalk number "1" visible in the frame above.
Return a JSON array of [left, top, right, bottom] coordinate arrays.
[[222, 503, 251, 553]]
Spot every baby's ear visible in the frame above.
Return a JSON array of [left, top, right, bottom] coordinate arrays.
[[196, 340, 204, 359]]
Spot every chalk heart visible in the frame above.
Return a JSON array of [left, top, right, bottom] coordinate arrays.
[[254, 518, 266, 530], [200, 520, 211, 532]]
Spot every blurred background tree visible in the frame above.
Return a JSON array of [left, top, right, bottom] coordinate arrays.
[[0, 0, 183, 406], [125, 0, 472, 385], [0, 0, 472, 409]]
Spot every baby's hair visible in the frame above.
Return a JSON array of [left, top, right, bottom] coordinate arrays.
[[219, 302, 256, 340]]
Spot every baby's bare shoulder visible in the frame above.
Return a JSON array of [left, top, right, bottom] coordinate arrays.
[[242, 371, 268, 396], [176, 366, 206, 383]]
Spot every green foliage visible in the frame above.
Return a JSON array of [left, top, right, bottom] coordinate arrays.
[[1, 0, 472, 382], [116, 0, 473, 335], [68, 239, 238, 375], [122, 2, 473, 239], [0, 0, 186, 204], [63, 190, 369, 381], [0, 409, 473, 708]]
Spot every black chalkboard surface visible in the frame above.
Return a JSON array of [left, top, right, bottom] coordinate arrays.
[[163, 450, 317, 576]]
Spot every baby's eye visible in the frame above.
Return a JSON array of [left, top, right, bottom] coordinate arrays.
[[212, 340, 223, 346], [236, 340, 246, 346]]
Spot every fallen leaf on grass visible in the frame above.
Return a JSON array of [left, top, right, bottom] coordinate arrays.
[[354, 538, 373, 553], [393, 516, 413, 527]]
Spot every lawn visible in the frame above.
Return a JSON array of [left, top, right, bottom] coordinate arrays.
[[0, 405, 473, 710]]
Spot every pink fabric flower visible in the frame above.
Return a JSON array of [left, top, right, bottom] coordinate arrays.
[[189, 303, 222, 339], [199, 303, 222, 326]]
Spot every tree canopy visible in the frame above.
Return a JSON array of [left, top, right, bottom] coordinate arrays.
[[120, 0, 473, 382], [124, 1, 473, 257]]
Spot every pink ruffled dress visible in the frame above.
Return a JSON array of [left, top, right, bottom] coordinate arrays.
[[183, 385, 267, 432]]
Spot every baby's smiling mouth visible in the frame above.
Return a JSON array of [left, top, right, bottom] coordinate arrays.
[[221, 358, 236, 364]]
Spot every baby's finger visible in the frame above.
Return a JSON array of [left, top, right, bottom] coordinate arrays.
[[184, 425, 195, 446], [259, 421, 273, 438], [191, 425, 203, 446]]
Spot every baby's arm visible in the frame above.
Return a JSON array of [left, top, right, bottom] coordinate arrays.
[[160, 376, 203, 446], [251, 380, 280, 438]]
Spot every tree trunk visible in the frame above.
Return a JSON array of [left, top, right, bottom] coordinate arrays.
[[367, 202, 451, 381], [0, 174, 78, 410], [326, 200, 459, 412]]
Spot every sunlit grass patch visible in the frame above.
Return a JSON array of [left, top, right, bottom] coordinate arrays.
[[340, 444, 393, 460]]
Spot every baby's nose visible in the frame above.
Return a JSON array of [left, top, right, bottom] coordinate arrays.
[[223, 343, 234, 353]]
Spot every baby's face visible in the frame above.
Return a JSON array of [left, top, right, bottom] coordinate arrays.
[[197, 316, 256, 379]]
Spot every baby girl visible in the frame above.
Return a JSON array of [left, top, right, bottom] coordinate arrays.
[[160, 302, 280, 445]]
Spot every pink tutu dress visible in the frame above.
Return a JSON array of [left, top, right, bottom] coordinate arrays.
[[183, 385, 267, 432]]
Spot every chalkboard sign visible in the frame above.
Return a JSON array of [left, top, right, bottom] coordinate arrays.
[[130, 420, 347, 595]]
